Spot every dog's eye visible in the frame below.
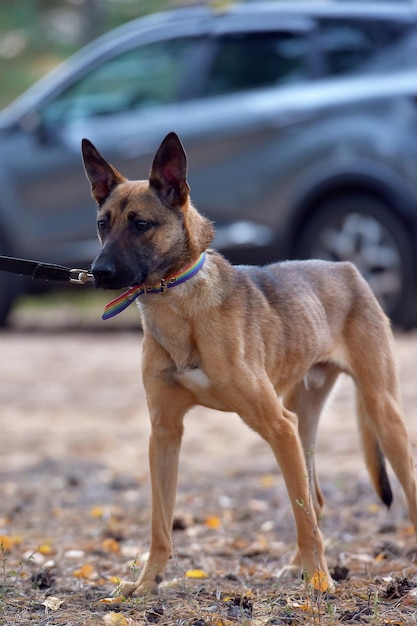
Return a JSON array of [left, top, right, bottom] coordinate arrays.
[[136, 221, 149, 232], [97, 219, 108, 233]]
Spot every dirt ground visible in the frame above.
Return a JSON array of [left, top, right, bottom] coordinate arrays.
[[1, 301, 417, 624]]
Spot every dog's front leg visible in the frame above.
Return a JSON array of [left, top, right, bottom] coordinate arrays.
[[118, 384, 192, 597]]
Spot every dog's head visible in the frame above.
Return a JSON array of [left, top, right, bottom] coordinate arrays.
[[82, 132, 214, 289]]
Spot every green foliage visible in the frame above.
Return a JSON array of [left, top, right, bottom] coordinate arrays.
[[0, 0, 172, 108]]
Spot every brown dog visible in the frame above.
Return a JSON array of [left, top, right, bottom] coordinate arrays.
[[82, 132, 417, 595]]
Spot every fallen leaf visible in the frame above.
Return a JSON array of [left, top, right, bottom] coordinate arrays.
[[100, 596, 125, 604], [38, 544, 54, 555], [102, 612, 128, 625], [185, 569, 209, 579], [0, 535, 22, 551], [102, 537, 120, 553], [260, 474, 276, 488], [73, 563, 95, 579], [288, 601, 311, 612], [310, 569, 329, 593], [375, 551, 387, 562], [42, 596, 64, 611], [205, 515, 221, 529], [401, 525, 415, 536], [91, 506, 105, 518]]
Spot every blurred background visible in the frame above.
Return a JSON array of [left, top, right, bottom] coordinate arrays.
[[0, 0, 172, 109], [2, 0, 417, 330]]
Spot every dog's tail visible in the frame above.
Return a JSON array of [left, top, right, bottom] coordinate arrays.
[[356, 390, 393, 508]]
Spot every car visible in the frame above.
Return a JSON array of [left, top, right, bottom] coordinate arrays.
[[1, 1, 417, 327]]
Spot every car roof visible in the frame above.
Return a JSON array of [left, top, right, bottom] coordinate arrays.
[[232, 1, 417, 20], [1, 1, 417, 126]]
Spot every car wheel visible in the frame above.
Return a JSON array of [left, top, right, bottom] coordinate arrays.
[[295, 195, 417, 329]]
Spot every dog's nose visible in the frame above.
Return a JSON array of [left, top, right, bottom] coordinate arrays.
[[91, 259, 116, 285]]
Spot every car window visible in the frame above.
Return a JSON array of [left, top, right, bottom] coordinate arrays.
[[201, 31, 309, 97], [316, 20, 381, 75], [358, 27, 417, 73], [41, 37, 197, 124]]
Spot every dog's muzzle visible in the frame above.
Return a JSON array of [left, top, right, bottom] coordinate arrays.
[[91, 256, 138, 290]]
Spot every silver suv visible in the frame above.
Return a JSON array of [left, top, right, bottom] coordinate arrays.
[[1, 1, 417, 326]]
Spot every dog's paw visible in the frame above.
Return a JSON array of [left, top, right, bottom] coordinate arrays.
[[275, 563, 301, 580], [112, 579, 158, 598], [276, 565, 335, 592]]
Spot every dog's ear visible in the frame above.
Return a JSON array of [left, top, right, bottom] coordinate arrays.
[[149, 132, 190, 209], [81, 139, 125, 206]]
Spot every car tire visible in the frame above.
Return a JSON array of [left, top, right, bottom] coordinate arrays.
[[295, 194, 417, 329]]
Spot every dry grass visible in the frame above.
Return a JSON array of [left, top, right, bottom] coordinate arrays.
[[1, 324, 417, 624], [1, 460, 417, 625]]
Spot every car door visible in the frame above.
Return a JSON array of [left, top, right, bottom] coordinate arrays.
[[175, 16, 321, 255]]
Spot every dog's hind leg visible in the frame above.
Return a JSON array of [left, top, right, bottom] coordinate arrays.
[[283, 363, 340, 518], [280, 363, 339, 573], [234, 376, 333, 588]]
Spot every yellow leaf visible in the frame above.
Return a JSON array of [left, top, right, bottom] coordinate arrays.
[[102, 612, 129, 625], [99, 596, 125, 604], [310, 569, 329, 593], [0, 535, 21, 551], [38, 544, 54, 555], [102, 537, 120, 553], [185, 568, 209, 579], [205, 515, 221, 529], [42, 596, 64, 611], [73, 563, 95, 579], [401, 524, 415, 536], [90, 506, 104, 518], [260, 474, 276, 488]]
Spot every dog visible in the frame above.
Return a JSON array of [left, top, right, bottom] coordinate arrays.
[[82, 131, 417, 595]]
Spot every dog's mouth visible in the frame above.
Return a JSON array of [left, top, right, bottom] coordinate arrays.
[[91, 269, 146, 291], [92, 274, 144, 290]]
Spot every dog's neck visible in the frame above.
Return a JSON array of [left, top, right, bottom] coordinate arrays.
[[102, 252, 206, 320]]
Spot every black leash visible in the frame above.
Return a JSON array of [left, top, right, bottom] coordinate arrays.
[[0, 255, 93, 284]]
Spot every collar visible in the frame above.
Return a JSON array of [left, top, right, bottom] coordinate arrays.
[[102, 252, 206, 320]]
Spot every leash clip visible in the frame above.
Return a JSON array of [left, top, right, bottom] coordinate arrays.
[[70, 269, 93, 284]]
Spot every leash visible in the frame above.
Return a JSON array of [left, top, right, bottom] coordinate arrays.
[[0, 255, 93, 284], [0, 252, 206, 321]]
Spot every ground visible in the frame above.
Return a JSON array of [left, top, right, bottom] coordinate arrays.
[[1, 300, 417, 624]]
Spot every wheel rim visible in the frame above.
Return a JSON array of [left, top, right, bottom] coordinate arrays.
[[309, 212, 403, 312]]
